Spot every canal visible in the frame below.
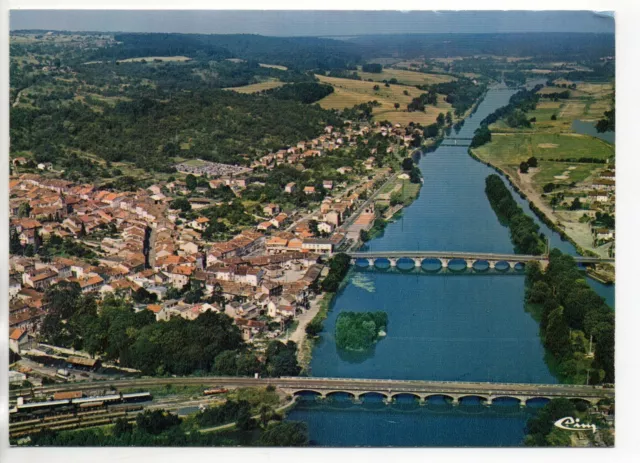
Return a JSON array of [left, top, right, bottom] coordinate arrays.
[[286, 85, 614, 446]]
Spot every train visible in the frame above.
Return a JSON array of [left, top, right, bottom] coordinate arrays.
[[9, 391, 152, 418], [203, 387, 228, 396]]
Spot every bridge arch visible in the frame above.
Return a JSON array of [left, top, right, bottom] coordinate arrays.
[[358, 391, 390, 402], [491, 396, 523, 407], [396, 257, 416, 271], [325, 391, 356, 401], [354, 258, 370, 268], [525, 397, 551, 408], [458, 395, 489, 405], [292, 390, 323, 400], [472, 260, 490, 272], [421, 258, 442, 272], [424, 393, 456, 405], [513, 262, 526, 272], [374, 258, 391, 269], [447, 259, 467, 272], [494, 261, 511, 271], [390, 392, 421, 403]]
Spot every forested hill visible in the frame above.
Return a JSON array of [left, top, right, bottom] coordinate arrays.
[[10, 88, 342, 172], [87, 33, 363, 70], [349, 33, 615, 61]]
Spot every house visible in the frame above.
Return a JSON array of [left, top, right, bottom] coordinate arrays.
[[588, 191, 609, 203], [257, 221, 275, 231], [9, 328, 29, 354], [23, 270, 58, 290], [189, 217, 210, 231], [263, 203, 280, 216], [284, 182, 296, 194], [323, 180, 334, 190], [593, 228, 614, 241], [302, 238, 334, 254], [235, 318, 267, 341], [318, 222, 335, 234], [270, 213, 288, 228], [303, 186, 316, 195]]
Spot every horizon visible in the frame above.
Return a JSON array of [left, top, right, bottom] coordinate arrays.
[[9, 10, 615, 37]]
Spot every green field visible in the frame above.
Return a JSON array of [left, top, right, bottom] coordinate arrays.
[[476, 133, 614, 163], [532, 162, 596, 187]]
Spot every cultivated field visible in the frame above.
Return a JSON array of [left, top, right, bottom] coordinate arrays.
[[315, 74, 452, 126], [358, 67, 455, 86], [225, 81, 284, 94]]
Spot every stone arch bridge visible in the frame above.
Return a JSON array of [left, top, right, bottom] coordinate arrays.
[[277, 377, 613, 407]]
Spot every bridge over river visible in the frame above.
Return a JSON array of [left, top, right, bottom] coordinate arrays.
[[347, 251, 614, 270], [11, 376, 614, 408]]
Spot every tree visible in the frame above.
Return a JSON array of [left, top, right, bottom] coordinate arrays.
[[214, 350, 237, 375], [113, 417, 133, 437], [401, 157, 414, 171], [260, 421, 309, 446], [519, 161, 529, 174], [394, 102, 400, 110], [170, 197, 191, 212], [545, 306, 571, 358], [10, 229, 23, 254], [403, 90, 409, 96], [185, 174, 198, 190], [436, 113, 445, 127], [569, 197, 582, 211], [551, 114, 557, 120], [18, 202, 31, 218], [445, 111, 453, 125], [373, 85, 380, 91], [24, 244, 34, 257], [527, 157, 538, 168], [305, 319, 323, 336]]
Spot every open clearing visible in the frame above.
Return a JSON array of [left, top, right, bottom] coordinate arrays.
[[224, 81, 284, 94], [259, 63, 288, 71], [117, 56, 192, 63], [316, 74, 452, 126], [358, 67, 455, 86]]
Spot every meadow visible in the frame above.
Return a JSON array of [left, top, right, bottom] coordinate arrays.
[[315, 74, 452, 125]]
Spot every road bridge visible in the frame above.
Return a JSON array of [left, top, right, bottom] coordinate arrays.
[[347, 251, 613, 271], [11, 376, 613, 407]]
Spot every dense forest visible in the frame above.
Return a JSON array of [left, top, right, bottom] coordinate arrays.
[[83, 33, 363, 71], [525, 251, 614, 384], [320, 253, 351, 293], [36, 282, 301, 377], [416, 78, 487, 116], [264, 82, 334, 104], [10, 88, 341, 171], [484, 175, 546, 255]]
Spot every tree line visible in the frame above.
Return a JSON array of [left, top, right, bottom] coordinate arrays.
[[484, 174, 546, 255], [525, 250, 614, 384]]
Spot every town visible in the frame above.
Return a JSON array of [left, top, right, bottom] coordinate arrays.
[[9, 120, 425, 376]]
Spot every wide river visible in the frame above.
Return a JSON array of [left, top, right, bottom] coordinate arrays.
[[286, 85, 614, 446]]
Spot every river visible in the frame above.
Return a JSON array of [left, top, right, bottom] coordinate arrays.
[[286, 85, 614, 446]]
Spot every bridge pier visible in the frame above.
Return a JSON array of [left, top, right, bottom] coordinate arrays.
[[367, 258, 374, 267], [413, 258, 422, 268], [450, 397, 459, 406], [440, 258, 449, 269], [466, 260, 474, 269], [488, 261, 496, 269], [389, 258, 397, 267]]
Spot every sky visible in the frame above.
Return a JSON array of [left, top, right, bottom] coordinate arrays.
[[9, 10, 615, 36]]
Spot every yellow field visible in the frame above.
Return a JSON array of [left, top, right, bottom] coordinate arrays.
[[259, 63, 288, 71], [224, 81, 284, 94], [315, 74, 452, 126], [358, 67, 455, 86]]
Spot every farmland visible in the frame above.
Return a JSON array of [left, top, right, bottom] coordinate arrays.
[[224, 80, 285, 94], [357, 67, 455, 86], [315, 74, 453, 125]]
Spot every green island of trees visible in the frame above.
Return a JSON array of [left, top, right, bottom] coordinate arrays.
[[335, 311, 388, 352], [484, 174, 546, 255], [525, 250, 614, 384]]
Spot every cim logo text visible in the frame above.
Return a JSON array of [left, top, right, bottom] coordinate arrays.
[[554, 417, 597, 433]]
